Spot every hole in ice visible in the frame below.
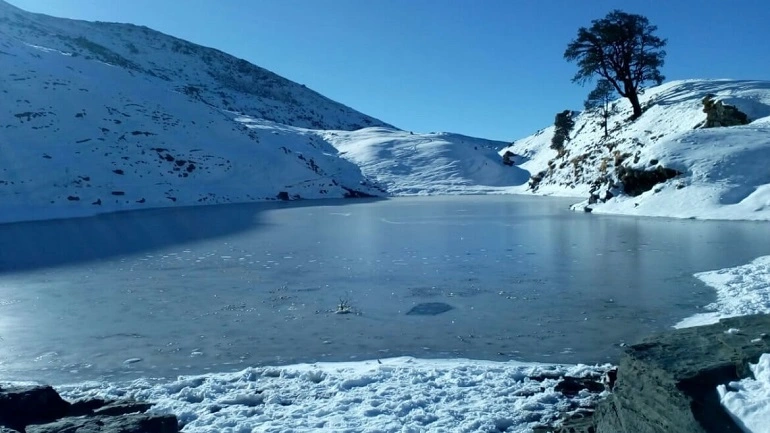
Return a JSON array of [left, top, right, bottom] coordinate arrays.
[[406, 302, 454, 316]]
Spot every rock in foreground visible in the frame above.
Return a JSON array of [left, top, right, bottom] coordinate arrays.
[[596, 313, 770, 433], [0, 384, 176, 433]]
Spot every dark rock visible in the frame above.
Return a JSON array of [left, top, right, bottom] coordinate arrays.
[[92, 199, 102, 205], [26, 413, 178, 433], [615, 166, 681, 197], [502, 150, 516, 166], [529, 170, 547, 191], [93, 401, 152, 416], [341, 186, 376, 198], [67, 195, 80, 201], [534, 409, 598, 433], [595, 313, 770, 433], [112, 169, 124, 175], [555, 376, 605, 397], [111, 191, 125, 196], [701, 94, 750, 128], [68, 399, 108, 417], [406, 302, 454, 316], [276, 191, 290, 201], [0, 385, 71, 431]]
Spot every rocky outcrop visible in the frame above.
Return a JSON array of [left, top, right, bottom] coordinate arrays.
[[615, 165, 681, 197], [595, 314, 770, 433], [701, 94, 750, 128], [26, 413, 178, 433], [502, 150, 516, 166], [0, 385, 177, 433], [0, 385, 70, 431]]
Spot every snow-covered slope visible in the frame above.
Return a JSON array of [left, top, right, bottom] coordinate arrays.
[[0, 0, 387, 131], [0, 31, 387, 223], [502, 79, 770, 220], [0, 1, 529, 223], [322, 128, 529, 195]]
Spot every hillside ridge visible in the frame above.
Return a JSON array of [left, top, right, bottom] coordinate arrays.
[[502, 79, 770, 220]]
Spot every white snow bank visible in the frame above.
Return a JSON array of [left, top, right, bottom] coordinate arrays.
[[323, 128, 530, 196], [59, 357, 611, 433], [718, 353, 770, 433], [587, 122, 770, 220], [675, 256, 770, 329]]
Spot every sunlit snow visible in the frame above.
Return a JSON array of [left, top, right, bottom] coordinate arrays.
[[59, 357, 611, 433]]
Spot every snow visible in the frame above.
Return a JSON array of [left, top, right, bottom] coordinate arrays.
[[5, 1, 770, 223], [0, 7, 391, 223], [502, 79, 770, 220], [322, 128, 529, 196], [0, 1, 531, 224], [675, 255, 770, 329], [718, 353, 770, 433], [58, 357, 611, 433]]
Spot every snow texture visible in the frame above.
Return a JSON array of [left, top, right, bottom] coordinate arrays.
[[718, 353, 770, 433], [502, 79, 770, 220], [0, 0, 526, 223], [675, 256, 770, 329], [322, 128, 529, 196], [58, 357, 611, 433]]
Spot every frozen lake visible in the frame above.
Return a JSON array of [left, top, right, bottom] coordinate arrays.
[[1, 195, 769, 384]]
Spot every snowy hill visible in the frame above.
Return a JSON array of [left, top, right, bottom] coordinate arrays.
[[502, 79, 770, 220], [0, 28, 388, 223], [0, 0, 528, 223], [0, 0, 387, 131], [322, 128, 528, 195]]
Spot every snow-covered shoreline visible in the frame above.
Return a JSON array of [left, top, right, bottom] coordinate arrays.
[[56, 357, 612, 433]]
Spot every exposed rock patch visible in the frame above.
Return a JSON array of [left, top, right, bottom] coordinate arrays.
[[0, 384, 177, 433], [701, 94, 750, 128], [615, 165, 681, 197], [595, 314, 770, 433]]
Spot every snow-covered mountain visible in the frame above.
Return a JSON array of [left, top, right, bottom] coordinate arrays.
[[502, 79, 770, 220]]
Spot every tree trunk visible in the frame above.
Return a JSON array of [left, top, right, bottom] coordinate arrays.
[[603, 114, 609, 137], [626, 86, 643, 119]]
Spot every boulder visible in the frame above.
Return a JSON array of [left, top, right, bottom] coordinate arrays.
[[595, 313, 770, 433], [0, 385, 71, 431], [93, 401, 153, 417], [0, 385, 177, 433], [502, 150, 516, 166], [26, 413, 178, 433], [615, 165, 681, 197], [701, 94, 750, 128]]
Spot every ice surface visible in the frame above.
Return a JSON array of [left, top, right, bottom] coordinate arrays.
[[675, 255, 770, 329], [58, 357, 612, 433], [2, 196, 770, 384], [718, 353, 770, 433]]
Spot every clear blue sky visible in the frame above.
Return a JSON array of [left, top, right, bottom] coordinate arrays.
[[8, 0, 770, 141]]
